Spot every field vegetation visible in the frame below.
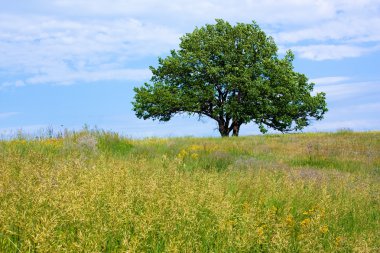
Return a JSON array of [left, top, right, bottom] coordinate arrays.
[[0, 130, 379, 252]]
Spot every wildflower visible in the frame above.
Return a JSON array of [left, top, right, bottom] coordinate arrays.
[[300, 218, 311, 227], [189, 145, 203, 151], [303, 207, 315, 215], [190, 153, 199, 159], [219, 219, 235, 231], [257, 226, 264, 237], [285, 214, 295, 226], [319, 225, 329, 234], [177, 149, 188, 160], [319, 209, 325, 218], [242, 202, 250, 213], [335, 236, 344, 246], [269, 206, 278, 216], [226, 220, 235, 230]]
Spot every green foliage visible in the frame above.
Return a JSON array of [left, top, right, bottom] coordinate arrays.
[[133, 19, 327, 137]]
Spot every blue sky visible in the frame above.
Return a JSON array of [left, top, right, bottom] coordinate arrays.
[[1, 0, 380, 138]]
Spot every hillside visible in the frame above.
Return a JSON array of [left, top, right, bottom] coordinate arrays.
[[1, 131, 379, 252]]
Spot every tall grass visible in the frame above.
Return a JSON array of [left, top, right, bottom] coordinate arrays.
[[0, 131, 379, 252]]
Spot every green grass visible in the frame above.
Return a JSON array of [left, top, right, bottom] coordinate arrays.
[[0, 131, 379, 252]]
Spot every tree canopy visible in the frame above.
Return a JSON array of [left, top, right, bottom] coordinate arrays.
[[133, 19, 327, 137]]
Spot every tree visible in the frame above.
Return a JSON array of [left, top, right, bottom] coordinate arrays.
[[133, 19, 327, 137]]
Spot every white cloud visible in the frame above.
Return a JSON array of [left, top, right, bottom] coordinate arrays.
[[0, 15, 180, 61], [24, 68, 151, 86], [50, 0, 341, 24], [275, 17, 380, 44], [0, 112, 19, 120], [49, 0, 380, 31], [310, 76, 350, 85], [291, 44, 376, 61], [332, 102, 380, 114], [0, 15, 179, 87], [314, 81, 380, 101], [311, 119, 380, 131], [1, 0, 380, 89], [307, 77, 380, 132], [310, 76, 380, 111]]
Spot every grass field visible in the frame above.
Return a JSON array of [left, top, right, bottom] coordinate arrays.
[[0, 130, 379, 252]]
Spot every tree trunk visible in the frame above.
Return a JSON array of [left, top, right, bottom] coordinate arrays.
[[218, 121, 230, 137], [231, 121, 241, 137]]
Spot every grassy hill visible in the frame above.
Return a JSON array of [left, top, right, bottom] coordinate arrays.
[[1, 131, 379, 252]]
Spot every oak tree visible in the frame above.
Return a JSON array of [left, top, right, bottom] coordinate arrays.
[[133, 19, 327, 137]]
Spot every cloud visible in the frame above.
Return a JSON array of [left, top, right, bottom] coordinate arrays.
[[0, 15, 179, 87], [307, 76, 380, 132], [332, 102, 380, 114], [275, 17, 380, 44], [49, 0, 380, 31], [314, 80, 380, 101], [1, 0, 380, 89], [291, 44, 377, 61], [0, 112, 19, 119], [311, 119, 380, 131], [49, 0, 346, 25], [270, 2, 380, 60], [1, 68, 151, 88], [24, 68, 151, 86], [0, 15, 180, 62], [310, 76, 350, 85], [310, 76, 380, 102]]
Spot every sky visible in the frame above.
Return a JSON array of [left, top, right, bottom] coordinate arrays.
[[1, 0, 380, 138]]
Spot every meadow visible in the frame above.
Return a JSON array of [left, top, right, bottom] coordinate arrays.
[[0, 130, 379, 252]]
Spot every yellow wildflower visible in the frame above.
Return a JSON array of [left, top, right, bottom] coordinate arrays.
[[177, 149, 188, 160], [257, 226, 264, 237], [242, 202, 250, 213], [335, 236, 344, 246], [319, 225, 329, 234], [226, 220, 234, 230], [285, 214, 295, 226], [269, 206, 278, 216], [300, 218, 311, 227], [189, 145, 203, 151], [190, 153, 199, 159], [303, 207, 315, 215]]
